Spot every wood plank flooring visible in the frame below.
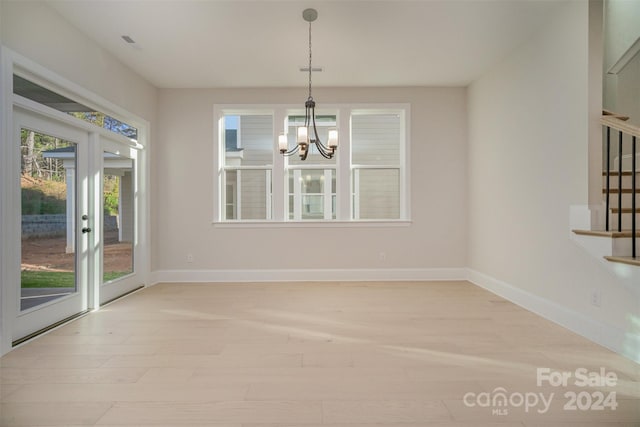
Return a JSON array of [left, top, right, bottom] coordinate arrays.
[[1, 281, 638, 426]]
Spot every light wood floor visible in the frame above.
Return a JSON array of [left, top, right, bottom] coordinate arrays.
[[1, 281, 638, 426]]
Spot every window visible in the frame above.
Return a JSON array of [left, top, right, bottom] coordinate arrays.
[[215, 104, 409, 223], [13, 75, 138, 140], [352, 112, 402, 220], [220, 113, 273, 220]]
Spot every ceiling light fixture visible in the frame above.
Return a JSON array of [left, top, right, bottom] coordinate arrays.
[[279, 8, 338, 160]]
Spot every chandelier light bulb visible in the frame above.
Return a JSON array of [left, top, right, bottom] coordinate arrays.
[[297, 126, 308, 144], [328, 129, 338, 149], [278, 134, 288, 153]]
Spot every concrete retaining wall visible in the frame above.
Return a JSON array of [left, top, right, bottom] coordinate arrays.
[[22, 214, 117, 238]]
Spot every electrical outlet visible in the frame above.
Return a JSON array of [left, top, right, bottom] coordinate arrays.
[[379, 252, 386, 261], [590, 290, 602, 308], [186, 253, 194, 263]]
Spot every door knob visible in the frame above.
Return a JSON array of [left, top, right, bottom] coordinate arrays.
[[82, 227, 92, 233]]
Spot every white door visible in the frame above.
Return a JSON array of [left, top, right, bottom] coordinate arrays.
[[99, 139, 141, 304], [13, 108, 93, 342]]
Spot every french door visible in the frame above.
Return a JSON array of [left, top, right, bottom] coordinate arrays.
[[14, 108, 92, 340], [98, 140, 140, 305], [12, 107, 141, 343]]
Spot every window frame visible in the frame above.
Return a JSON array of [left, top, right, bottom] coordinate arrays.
[[213, 103, 411, 226]]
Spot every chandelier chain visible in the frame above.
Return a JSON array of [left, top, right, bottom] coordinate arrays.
[[308, 20, 313, 99]]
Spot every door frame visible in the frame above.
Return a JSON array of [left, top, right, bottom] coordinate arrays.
[[0, 48, 150, 355]]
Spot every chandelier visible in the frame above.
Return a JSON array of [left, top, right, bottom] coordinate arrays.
[[279, 8, 338, 160]]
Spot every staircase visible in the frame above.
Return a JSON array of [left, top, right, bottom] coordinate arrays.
[[572, 111, 639, 267]]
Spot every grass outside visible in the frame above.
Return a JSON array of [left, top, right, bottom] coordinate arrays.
[[21, 270, 131, 288]]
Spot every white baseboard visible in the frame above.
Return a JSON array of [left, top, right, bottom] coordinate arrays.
[[466, 268, 638, 363], [151, 267, 467, 285]]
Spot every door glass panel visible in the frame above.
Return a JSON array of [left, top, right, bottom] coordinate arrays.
[[103, 152, 134, 283], [20, 129, 77, 311]]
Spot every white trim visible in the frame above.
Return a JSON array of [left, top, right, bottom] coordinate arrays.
[[212, 220, 412, 228], [222, 165, 273, 171], [212, 108, 224, 222], [151, 267, 467, 284], [607, 36, 640, 75], [466, 269, 639, 363], [0, 46, 17, 354]]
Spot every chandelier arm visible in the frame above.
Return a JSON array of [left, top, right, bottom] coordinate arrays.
[[300, 145, 310, 161], [313, 132, 331, 152], [316, 145, 333, 159], [310, 104, 331, 154], [282, 145, 300, 156]]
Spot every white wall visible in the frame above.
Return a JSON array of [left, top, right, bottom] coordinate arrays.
[[153, 87, 467, 278], [468, 1, 639, 360], [0, 1, 156, 121]]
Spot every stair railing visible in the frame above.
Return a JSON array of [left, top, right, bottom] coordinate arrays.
[[601, 110, 639, 258]]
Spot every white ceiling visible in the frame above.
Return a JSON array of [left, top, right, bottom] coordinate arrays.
[[45, 0, 560, 89]]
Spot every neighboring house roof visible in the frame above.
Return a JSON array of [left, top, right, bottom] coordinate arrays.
[[42, 148, 133, 170], [41, 146, 75, 158]]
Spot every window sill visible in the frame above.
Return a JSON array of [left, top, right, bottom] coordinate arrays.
[[211, 220, 412, 228]]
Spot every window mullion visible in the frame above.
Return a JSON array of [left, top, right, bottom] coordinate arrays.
[[237, 169, 242, 220], [272, 109, 286, 221], [337, 108, 351, 220], [266, 169, 272, 220], [399, 109, 408, 220], [324, 169, 332, 220], [354, 168, 360, 220], [293, 169, 302, 220]]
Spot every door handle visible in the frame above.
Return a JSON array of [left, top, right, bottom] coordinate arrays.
[[82, 227, 92, 234]]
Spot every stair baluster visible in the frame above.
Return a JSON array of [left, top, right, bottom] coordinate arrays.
[[633, 135, 637, 258], [606, 127, 610, 232], [618, 130, 623, 233]]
